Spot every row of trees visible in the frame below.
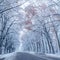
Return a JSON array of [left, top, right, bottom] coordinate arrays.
[[0, 0, 22, 54], [19, 0, 60, 54], [0, 0, 60, 54]]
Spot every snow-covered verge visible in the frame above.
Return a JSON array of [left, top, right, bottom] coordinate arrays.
[[46, 53, 60, 58], [0, 52, 16, 59]]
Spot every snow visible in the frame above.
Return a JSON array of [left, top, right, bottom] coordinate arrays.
[[0, 52, 16, 59], [46, 53, 60, 58], [0, 0, 60, 59], [20, 1, 30, 9]]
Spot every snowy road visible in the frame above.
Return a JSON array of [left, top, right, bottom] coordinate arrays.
[[0, 52, 60, 60]]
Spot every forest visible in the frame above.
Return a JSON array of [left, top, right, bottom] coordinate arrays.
[[0, 0, 60, 55]]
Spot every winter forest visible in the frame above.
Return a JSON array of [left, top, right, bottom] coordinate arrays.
[[0, 0, 60, 55]]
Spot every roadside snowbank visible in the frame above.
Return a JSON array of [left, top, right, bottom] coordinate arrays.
[[46, 53, 60, 58]]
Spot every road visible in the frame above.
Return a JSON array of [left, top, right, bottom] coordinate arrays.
[[0, 52, 60, 60]]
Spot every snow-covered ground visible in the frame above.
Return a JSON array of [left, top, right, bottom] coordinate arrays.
[[0, 52, 60, 60], [46, 54, 60, 58], [0, 52, 16, 59]]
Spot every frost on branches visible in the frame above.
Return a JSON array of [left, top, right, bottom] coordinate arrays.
[[0, 0, 60, 54]]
